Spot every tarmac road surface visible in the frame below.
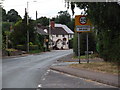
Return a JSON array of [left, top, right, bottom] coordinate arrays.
[[2, 50, 73, 88]]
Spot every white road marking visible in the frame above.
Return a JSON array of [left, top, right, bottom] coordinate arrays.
[[42, 78, 46, 80], [38, 84, 42, 88], [47, 70, 50, 72]]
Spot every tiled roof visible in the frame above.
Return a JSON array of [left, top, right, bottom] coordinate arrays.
[[55, 24, 74, 34], [36, 23, 74, 35], [51, 27, 68, 35], [36, 27, 48, 35]]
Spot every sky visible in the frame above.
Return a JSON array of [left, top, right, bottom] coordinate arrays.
[[2, 0, 83, 20]]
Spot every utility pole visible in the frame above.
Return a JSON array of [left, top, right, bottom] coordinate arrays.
[[49, 18, 51, 51], [26, 1, 37, 53], [27, 1, 29, 53]]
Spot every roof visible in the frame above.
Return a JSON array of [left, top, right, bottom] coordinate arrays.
[[36, 23, 74, 35], [55, 24, 74, 34], [36, 24, 48, 35], [51, 27, 68, 35], [36, 27, 48, 35]]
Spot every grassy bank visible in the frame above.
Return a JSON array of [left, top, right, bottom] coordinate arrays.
[[70, 62, 119, 75], [28, 50, 42, 54]]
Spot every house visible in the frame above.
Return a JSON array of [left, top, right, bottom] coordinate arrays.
[[36, 23, 74, 50]]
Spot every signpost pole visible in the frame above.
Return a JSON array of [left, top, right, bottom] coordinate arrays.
[[78, 33, 81, 64], [75, 15, 91, 64], [87, 33, 89, 63]]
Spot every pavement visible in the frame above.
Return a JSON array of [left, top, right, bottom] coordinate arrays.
[[50, 54, 119, 88]]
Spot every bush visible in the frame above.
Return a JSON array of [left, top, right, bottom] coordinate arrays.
[[30, 45, 39, 50], [73, 32, 96, 56], [16, 45, 26, 51], [69, 38, 73, 49], [5, 48, 22, 56]]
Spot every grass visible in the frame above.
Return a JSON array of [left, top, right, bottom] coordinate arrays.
[[29, 50, 41, 54], [6, 48, 18, 52], [69, 62, 119, 75], [73, 54, 94, 59]]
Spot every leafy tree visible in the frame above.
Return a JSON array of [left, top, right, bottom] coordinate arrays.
[[11, 20, 26, 46], [73, 32, 96, 56], [2, 22, 11, 31], [70, 2, 120, 62], [11, 10, 44, 51], [6, 9, 22, 23], [2, 22, 12, 49], [67, 18, 75, 32], [36, 16, 49, 26], [55, 11, 71, 25], [2, 8, 7, 21], [54, 11, 75, 31]]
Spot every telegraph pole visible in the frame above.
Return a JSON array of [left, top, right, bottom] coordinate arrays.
[[49, 18, 51, 51], [27, 1, 29, 53]]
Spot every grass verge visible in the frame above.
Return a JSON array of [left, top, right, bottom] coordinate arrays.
[[69, 62, 119, 75], [29, 50, 41, 54], [73, 54, 96, 59]]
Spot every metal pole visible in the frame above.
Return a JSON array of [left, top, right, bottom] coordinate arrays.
[[87, 33, 89, 63], [78, 33, 81, 64], [27, 1, 29, 52]]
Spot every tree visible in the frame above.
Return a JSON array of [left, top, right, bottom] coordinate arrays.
[[7, 9, 22, 23], [2, 8, 7, 21], [54, 11, 75, 31], [55, 11, 71, 25], [70, 2, 120, 62], [67, 18, 75, 32], [11, 20, 26, 46], [36, 17, 49, 26], [10, 10, 44, 51], [2, 22, 12, 49], [73, 32, 96, 56]]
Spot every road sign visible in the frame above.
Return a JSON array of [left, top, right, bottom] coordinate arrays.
[[75, 15, 91, 32], [76, 25, 90, 32]]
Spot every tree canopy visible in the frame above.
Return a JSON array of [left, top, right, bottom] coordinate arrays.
[[6, 9, 22, 23], [71, 2, 120, 62], [36, 16, 49, 26]]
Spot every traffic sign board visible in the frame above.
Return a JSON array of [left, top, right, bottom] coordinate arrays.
[[80, 16, 87, 25], [76, 25, 91, 32], [75, 15, 91, 32]]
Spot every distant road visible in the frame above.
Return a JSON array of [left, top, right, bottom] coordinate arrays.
[[2, 50, 73, 88]]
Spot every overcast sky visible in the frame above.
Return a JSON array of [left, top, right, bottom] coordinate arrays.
[[3, 0, 83, 19]]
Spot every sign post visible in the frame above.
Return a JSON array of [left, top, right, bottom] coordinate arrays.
[[78, 33, 81, 64], [86, 33, 89, 63], [75, 15, 91, 64]]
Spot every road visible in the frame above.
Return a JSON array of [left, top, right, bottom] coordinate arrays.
[[2, 49, 117, 89], [40, 70, 116, 88], [2, 50, 73, 88]]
